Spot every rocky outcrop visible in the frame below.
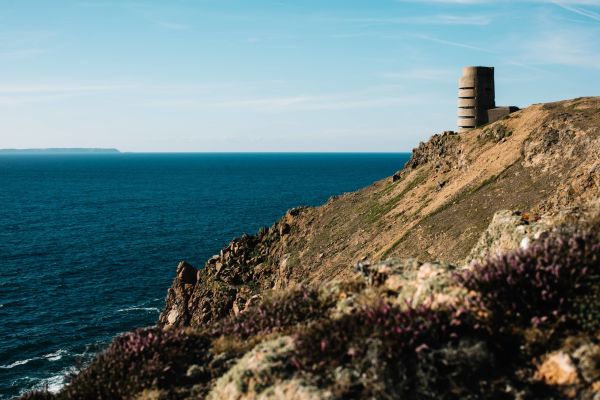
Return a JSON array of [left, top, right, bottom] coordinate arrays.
[[404, 130, 464, 172], [535, 337, 600, 399], [467, 210, 550, 263], [205, 336, 330, 400], [160, 208, 309, 328]]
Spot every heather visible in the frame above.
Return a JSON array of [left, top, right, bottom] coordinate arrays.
[[58, 328, 211, 400], [214, 285, 335, 340], [456, 230, 600, 332], [293, 303, 476, 371]]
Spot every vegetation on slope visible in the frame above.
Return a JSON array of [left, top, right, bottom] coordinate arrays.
[[22, 97, 600, 400]]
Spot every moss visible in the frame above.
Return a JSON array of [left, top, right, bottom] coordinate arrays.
[[362, 170, 429, 226], [381, 231, 410, 259]]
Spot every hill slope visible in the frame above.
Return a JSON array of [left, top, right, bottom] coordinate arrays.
[[160, 97, 600, 329]]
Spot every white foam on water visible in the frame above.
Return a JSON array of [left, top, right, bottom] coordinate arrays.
[[44, 373, 67, 394], [0, 349, 70, 369], [0, 357, 38, 369], [117, 306, 160, 313], [20, 366, 79, 396], [44, 349, 67, 361]]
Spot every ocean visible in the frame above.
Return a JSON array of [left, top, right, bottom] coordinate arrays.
[[0, 153, 410, 399]]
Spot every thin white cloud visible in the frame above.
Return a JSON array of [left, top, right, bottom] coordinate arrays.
[[553, 1, 600, 21], [0, 48, 48, 59], [0, 83, 135, 106], [503, 60, 550, 74], [397, 0, 600, 3], [520, 28, 600, 68], [395, 0, 490, 3], [140, 91, 433, 112], [0, 84, 134, 95], [412, 34, 495, 53], [382, 68, 455, 81], [321, 14, 491, 26], [155, 21, 191, 30]]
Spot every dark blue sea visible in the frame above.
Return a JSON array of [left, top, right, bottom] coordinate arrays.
[[0, 153, 409, 399]]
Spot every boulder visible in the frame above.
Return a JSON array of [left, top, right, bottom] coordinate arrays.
[[176, 261, 198, 285]]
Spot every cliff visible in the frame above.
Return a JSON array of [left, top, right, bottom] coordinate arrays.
[[24, 97, 600, 400], [160, 97, 600, 330]]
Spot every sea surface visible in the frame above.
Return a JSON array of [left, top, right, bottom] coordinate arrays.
[[0, 153, 410, 399]]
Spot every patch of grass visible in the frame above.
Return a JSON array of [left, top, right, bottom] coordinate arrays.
[[363, 170, 429, 226], [381, 231, 410, 259]]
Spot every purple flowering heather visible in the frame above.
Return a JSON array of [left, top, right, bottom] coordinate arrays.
[[456, 231, 600, 329], [215, 286, 333, 340], [59, 328, 211, 399]]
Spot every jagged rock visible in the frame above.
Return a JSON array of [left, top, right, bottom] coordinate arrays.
[[478, 124, 512, 142], [279, 223, 291, 236], [467, 210, 550, 264], [177, 261, 198, 285], [356, 259, 465, 310], [572, 341, 600, 384], [407, 130, 461, 171], [536, 352, 579, 386], [206, 336, 330, 400]]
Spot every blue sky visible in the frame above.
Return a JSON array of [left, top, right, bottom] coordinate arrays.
[[0, 0, 599, 152]]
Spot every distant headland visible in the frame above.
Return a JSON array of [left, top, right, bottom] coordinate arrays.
[[0, 148, 120, 154]]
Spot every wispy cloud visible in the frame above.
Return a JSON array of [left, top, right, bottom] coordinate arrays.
[[0, 30, 54, 60], [553, 1, 600, 21], [397, 0, 600, 4], [0, 84, 133, 95], [396, 0, 491, 3], [412, 34, 495, 53], [320, 14, 491, 26], [382, 68, 455, 81], [140, 90, 434, 112], [0, 83, 135, 105], [155, 20, 191, 30], [0, 48, 48, 60], [520, 28, 600, 68]]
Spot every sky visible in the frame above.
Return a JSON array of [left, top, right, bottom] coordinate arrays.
[[0, 0, 599, 152]]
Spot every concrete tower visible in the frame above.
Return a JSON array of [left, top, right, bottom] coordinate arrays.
[[457, 66, 495, 132]]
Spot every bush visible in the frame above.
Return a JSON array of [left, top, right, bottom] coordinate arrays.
[[214, 286, 333, 340], [456, 231, 600, 330], [292, 302, 475, 370], [291, 302, 497, 398], [59, 328, 211, 399]]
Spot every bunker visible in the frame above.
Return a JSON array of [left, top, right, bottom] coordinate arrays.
[[458, 66, 518, 132]]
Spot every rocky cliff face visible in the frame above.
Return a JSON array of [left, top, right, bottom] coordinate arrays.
[[160, 97, 600, 331], [25, 97, 600, 400]]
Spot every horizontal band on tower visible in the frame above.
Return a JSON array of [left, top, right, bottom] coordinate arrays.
[[458, 109, 477, 117], [458, 88, 475, 97], [458, 98, 477, 107]]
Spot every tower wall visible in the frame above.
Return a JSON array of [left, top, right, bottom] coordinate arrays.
[[457, 66, 495, 132]]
